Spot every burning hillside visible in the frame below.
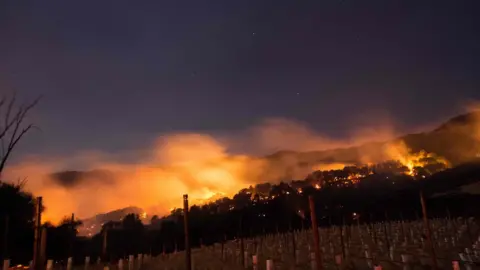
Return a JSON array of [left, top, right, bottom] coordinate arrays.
[[3, 111, 479, 224], [383, 141, 450, 176]]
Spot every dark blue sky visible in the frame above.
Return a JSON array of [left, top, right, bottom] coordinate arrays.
[[1, 0, 479, 159]]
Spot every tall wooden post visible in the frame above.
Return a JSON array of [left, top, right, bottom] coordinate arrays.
[[33, 197, 43, 270], [70, 213, 75, 257], [39, 227, 47, 268], [308, 196, 322, 270], [420, 191, 438, 270], [183, 194, 191, 270]]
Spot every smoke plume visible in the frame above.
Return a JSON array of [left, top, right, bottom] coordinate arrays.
[[1, 115, 460, 223]]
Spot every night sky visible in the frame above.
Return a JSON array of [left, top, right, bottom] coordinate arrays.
[[1, 0, 479, 160]]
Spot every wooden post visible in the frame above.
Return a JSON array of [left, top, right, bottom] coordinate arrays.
[[308, 196, 322, 270], [419, 191, 437, 270], [183, 194, 191, 270], [39, 227, 47, 268], [32, 196, 42, 270], [2, 259, 9, 270], [70, 213, 75, 257]]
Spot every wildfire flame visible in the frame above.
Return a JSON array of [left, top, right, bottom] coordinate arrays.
[[384, 141, 450, 176]]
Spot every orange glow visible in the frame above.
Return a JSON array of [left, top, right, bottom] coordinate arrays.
[[384, 141, 450, 176], [4, 134, 268, 223], [312, 163, 351, 171], [3, 113, 467, 223]]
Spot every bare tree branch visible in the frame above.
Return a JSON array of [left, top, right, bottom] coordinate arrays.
[[0, 94, 19, 141], [0, 94, 41, 175], [16, 176, 28, 189], [5, 93, 16, 129], [0, 96, 5, 108], [1, 137, 5, 158]]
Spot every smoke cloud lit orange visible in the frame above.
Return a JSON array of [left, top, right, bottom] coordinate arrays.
[[2, 113, 468, 224]]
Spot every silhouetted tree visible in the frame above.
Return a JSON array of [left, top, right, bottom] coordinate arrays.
[[0, 182, 37, 264], [0, 93, 41, 173]]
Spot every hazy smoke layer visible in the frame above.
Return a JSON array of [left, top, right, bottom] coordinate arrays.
[[0, 115, 452, 223]]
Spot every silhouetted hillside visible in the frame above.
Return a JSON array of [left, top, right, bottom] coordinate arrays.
[[78, 206, 145, 236], [402, 111, 480, 164]]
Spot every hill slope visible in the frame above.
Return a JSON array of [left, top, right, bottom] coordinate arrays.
[[78, 206, 145, 236], [265, 111, 480, 175]]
